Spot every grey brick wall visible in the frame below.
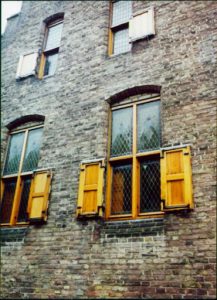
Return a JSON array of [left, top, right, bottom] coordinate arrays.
[[1, 1, 216, 298]]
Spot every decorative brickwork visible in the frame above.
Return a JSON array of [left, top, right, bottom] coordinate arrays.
[[1, 1, 216, 299]]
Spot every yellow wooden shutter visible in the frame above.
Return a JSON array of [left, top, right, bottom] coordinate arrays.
[[1, 180, 4, 202], [27, 170, 52, 222], [161, 146, 193, 211], [77, 160, 105, 217]]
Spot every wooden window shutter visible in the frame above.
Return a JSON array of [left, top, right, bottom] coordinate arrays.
[[77, 159, 105, 217], [160, 146, 193, 211], [16, 52, 38, 80], [129, 8, 155, 43], [27, 170, 52, 223]]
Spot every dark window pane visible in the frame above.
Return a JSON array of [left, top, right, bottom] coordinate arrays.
[[44, 53, 58, 76], [0, 179, 17, 224], [112, 1, 132, 27], [17, 177, 31, 222], [111, 107, 133, 157], [3, 132, 25, 175], [113, 28, 130, 55], [137, 101, 161, 152], [140, 159, 160, 213], [22, 127, 43, 172], [45, 22, 63, 51], [111, 164, 132, 215]]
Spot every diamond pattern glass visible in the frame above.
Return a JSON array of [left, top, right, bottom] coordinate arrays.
[[17, 177, 31, 222], [0, 179, 17, 223], [112, 1, 132, 27], [140, 159, 160, 213], [113, 28, 130, 55], [111, 107, 133, 157], [3, 132, 25, 175], [45, 22, 63, 51], [22, 127, 43, 172], [111, 164, 132, 215], [137, 101, 160, 152]]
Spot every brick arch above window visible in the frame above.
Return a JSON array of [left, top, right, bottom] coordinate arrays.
[[6, 114, 45, 130], [106, 85, 161, 105], [43, 12, 64, 25]]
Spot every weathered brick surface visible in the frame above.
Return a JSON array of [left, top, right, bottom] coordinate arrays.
[[1, 1, 216, 299]]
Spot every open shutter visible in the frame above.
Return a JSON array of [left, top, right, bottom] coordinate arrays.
[[1, 180, 4, 203], [161, 146, 193, 211], [77, 159, 105, 217], [16, 52, 38, 79], [28, 170, 52, 223], [129, 8, 155, 43]]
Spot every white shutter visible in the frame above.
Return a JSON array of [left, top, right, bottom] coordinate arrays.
[[16, 52, 38, 79], [129, 8, 155, 43]]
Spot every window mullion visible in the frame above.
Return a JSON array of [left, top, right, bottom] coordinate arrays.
[[132, 104, 138, 219], [10, 130, 28, 225]]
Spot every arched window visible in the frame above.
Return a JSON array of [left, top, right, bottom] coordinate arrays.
[[105, 90, 162, 220], [105, 86, 193, 220], [1, 119, 51, 226], [39, 14, 64, 78]]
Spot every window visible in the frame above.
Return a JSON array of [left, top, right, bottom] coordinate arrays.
[[105, 95, 194, 220], [0, 125, 51, 226], [39, 18, 63, 78], [109, 1, 132, 55], [106, 98, 162, 220]]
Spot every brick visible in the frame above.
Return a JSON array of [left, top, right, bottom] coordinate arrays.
[[1, 1, 216, 299]]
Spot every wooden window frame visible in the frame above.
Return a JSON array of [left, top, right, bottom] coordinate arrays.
[[1, 125, 43, 226], [105, 96, 164, 220], [108, 0, 132, 56], [38, 18, 63, 79]]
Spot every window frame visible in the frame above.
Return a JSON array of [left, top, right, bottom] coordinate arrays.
[[1, 124, 43, 226], [38, 18, 63, 79], [105, 96, 164, 220], [108, 0, 132, 56]]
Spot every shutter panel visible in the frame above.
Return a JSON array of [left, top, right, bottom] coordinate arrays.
[[129, 8, 155, 43], [77, 160, 105, 217], [16, 52, 38, 79], [1, 180, 4, 202], [161, 146, 193, 211], [28, 170, 52, 223]]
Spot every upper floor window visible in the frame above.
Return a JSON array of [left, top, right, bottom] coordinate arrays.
[[1, 124, 52, 226], [39, 17, 63, 78], [109, 1, 132, 56]]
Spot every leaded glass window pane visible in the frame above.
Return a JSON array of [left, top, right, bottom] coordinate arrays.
[[113, 28, 130, 55], [22, 128, 43, 172], [45, 22, 63, 51], [137, 101, 160, 152], [3, 132, 25, 175], [111, 164, 132, 215], [140, 159, 160, 213], [44, 53, 58, 76], [17, 177, 31, 222], [111, 107, 133, 157], [112, 1, 132, 27], [0, 179, 17, 223]]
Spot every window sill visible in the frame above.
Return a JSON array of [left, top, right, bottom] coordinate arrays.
[[40, 74, 55, 80], [0, 226, 29, 246], [108, 49, 131, 58], [101, 217, 165, 240]]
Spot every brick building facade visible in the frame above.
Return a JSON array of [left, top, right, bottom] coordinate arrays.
[[1, 1, 216, 299]]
